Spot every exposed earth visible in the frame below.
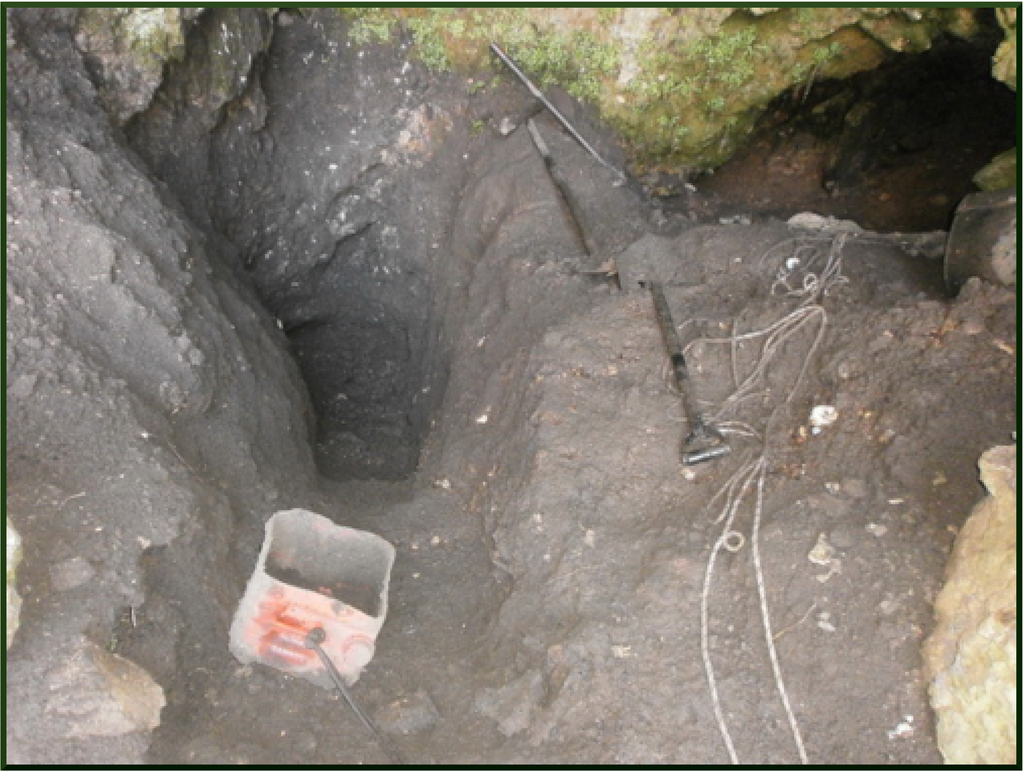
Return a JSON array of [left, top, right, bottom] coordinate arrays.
[[5, 8, 1017, 766]]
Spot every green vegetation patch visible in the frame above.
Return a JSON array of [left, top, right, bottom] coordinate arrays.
[[339, 8, 620, 104]]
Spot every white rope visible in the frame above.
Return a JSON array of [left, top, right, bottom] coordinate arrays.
[[700, 459, 761, 763], [696, 232, 848, 764], [750, 456, 809, 763]]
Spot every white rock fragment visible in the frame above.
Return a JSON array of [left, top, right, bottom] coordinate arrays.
[[808, 534, 835, 566], [787, 211, 864, 234], [888, 717, 915, 740], [7, 517, 22, 649], [809, 405, 838, 432]]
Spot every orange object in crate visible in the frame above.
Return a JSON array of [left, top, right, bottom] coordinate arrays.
[[229, 509, 395, 687]]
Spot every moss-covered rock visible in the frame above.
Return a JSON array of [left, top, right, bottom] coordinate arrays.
[[923, 445, 1017, 765], [973, 148, 1017, 191], [340, 7, 988, 172], [75, 8, 202, 124]]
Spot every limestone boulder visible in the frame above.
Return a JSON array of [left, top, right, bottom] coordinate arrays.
[[923, 445, 1017, 765]]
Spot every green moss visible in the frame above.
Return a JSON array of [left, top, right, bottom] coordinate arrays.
[[343, 8, 397, 46], [334, 7, 986, 173], [337, 8, 619, 104]]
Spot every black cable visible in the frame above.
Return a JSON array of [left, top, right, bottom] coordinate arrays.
[[304, 627, 407, 765]]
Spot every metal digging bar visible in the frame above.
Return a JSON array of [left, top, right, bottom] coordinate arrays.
[[490, 42, 627, 186], [647, 281, 731, 465]]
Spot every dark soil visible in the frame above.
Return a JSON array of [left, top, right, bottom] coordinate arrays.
[[5, 8, 1017, 766]]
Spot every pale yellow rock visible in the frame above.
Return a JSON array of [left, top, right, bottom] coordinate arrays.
[[973, 149, 1017, 192], [923, 445, 1017, 765], [6, 517, 23, 649], [46, 640, 167, 738], [992, 8, 1017, 91]]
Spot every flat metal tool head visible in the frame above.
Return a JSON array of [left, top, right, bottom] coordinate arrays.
[[683, 442, 732, 465], [682, 426, 731, 466]]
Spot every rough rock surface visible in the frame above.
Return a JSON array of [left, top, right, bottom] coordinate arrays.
[[340, 7, 993, 170], [74, 8, 202, 124], [973, 148, 1018, 192], [923, 445, 1017, 765], [991, 7, 1017, 90], [6, 9, 317, 764]]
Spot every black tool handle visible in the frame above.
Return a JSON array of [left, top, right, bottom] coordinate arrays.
[[648, 281, 710, 433]]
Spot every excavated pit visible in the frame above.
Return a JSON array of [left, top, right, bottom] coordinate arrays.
[[5, 8, 1017, 766], [130, 12, 1015, 483]]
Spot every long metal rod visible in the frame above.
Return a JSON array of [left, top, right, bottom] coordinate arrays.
[[527, 118, 595, 258], [647, 281, 731, 465], [305, 628, 406, 765], [490, 42, 626, 185]]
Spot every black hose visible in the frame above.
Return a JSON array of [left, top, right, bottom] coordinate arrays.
[[304, 628, 407, 765]]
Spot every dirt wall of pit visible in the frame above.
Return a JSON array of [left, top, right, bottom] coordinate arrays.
[[5, 11, 318, 763]]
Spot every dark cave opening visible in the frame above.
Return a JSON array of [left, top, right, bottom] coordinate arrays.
[[692, 23, 1017, 232]]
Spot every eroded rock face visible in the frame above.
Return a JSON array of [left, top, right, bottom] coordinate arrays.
[[923, 445, 1017, 765], [6, 9, 317, 764], [991, 8, 1017, 90], [74, 8, 202, 124]]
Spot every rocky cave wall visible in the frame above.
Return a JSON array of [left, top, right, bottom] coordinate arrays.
[[5, 9, 318, 763]]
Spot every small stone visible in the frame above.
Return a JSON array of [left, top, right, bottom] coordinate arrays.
[[809, 405, 838, 429], [498, 117, 517, 136], [50, 557, 96, 592], [47, 640, 166, 738], [808, 533, 835, 565], [961, 316, 985, 336], [376, 689, 440, 735], [8, 373, 37, 399], [880, 599, 899, 615], [842, 478, 869, 499], [611, 644, 634, 659]]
